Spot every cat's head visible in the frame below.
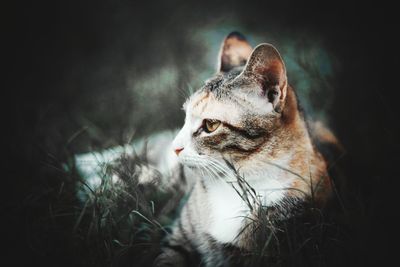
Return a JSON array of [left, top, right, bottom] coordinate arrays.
[[172, 32, 297, 174]]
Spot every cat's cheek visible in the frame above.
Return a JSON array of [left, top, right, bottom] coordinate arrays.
[[191, 141, 210, 157], [176, 144, 199, 163]]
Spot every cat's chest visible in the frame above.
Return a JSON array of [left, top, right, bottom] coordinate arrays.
[[206, 180, 249, 244], [205, 176, 289, 245]]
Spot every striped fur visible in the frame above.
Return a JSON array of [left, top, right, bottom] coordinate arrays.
[[154, 33, 332, 267]]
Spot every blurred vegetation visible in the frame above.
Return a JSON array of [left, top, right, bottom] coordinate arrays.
[[6, 1, 399, 266], [11, 24, 345, 267]]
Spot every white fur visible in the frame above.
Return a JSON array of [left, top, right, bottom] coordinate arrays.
[[240, 154, 294, 207], [207, 179, 249, 244], [172, 102, 202, 156], [233, 89, 274, 115], [206, 176, 292, 244], [173, 91, 296, 244], [199, 101, 241, 126], [205, 161, 294, 244], [247, 175, 292, 207]]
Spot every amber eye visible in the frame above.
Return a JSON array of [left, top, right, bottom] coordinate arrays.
[[204, 119, 221, 133]]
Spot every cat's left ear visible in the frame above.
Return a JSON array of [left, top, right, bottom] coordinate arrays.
[[217, 31, 253, 73], [241, 43, 287, 111]]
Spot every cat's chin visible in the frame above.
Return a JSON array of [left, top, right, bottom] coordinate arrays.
[[180, 161, 200, 170], [177, 157, 200, 169], [184, 165, 198, 170]]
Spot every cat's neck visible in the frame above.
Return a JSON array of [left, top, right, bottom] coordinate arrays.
[[235, 85, 328, 202]]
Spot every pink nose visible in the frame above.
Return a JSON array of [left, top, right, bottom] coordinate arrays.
[[174, 147, 184, 156]]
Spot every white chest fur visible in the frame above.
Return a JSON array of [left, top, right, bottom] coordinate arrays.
[[205, 171, 292, 244], [207, 180, 249, 244]]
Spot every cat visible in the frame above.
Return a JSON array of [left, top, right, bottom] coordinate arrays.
[[153, 31, 334, 267]]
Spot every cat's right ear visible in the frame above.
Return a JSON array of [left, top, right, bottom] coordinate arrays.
[[217, 32, 253, 73]]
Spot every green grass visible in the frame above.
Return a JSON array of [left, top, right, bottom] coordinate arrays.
[[60, 152, 183, 267], [64, 148, 348, 266]]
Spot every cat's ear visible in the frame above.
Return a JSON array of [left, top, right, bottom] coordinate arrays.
[[242, 43, 287, 111], [218, 31, 253, 73]]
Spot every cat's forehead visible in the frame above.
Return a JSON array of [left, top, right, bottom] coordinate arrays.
[[183, 70, 239, 111], [183, 67, 273, 122], [204, 68, 243, 94], [184, 89, 242, 124]]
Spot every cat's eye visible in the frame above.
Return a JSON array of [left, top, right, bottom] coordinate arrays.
[[204, 119, 221, 133]]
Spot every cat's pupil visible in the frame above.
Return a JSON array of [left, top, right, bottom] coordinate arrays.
[[204, 119, 221, 133]]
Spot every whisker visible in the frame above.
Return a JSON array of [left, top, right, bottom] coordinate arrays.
[[184, 155, 220, 181]]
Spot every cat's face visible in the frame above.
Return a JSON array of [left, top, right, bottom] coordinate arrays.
[[172, 32, 288, 173]]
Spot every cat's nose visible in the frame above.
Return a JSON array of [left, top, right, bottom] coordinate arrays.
[[174, 147, 184, 156]]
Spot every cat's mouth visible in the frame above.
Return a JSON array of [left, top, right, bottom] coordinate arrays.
[[178, 154, 236, 179], [178, 156, 201, 168]]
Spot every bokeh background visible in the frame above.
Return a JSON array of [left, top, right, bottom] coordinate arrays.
[[4, 0, 400, 266]]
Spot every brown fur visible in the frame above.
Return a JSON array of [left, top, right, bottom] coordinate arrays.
[[154, 32, 334, 267], [219, 32, 253, 72]]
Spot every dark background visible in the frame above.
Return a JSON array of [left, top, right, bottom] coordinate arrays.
[[3, 0, 400, 266]]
